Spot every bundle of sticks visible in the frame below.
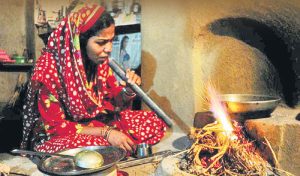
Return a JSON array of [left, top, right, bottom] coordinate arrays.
[[179, 121, 287, 176]]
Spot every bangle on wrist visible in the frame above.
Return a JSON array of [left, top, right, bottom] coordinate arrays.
[[106, 128, 113, 141], [100, 126, 108, 137], [103, 126, 115, 140], [104, 126, 114, 140]]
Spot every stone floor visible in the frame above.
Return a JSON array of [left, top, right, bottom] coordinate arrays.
[[0, 125, 187, 176]]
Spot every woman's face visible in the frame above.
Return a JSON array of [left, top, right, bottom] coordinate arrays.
[[86, 24, 115, 64]]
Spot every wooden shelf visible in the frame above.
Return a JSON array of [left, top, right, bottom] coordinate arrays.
[[0, 63, 34, 72]]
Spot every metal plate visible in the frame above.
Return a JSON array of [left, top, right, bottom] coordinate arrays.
[[37, 146, 126, 176]]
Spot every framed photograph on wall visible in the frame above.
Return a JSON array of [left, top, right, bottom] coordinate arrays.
[[111, 32, 141, 85], [111, 32, 141, 70]]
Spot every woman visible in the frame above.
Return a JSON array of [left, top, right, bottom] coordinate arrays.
[[21, 4, 166, 153], [119, 35, 130, 70]]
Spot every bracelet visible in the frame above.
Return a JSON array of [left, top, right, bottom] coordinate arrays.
[[105, 128, 114, 141], [100, 126, 107, 137], [103, 126, 113, 139]]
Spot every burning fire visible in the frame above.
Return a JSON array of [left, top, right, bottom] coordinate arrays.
[[178, 86, 279, 176], [208, 86, 233, 135]]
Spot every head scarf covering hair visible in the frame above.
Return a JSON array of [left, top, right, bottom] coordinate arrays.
[[21, 3, 116, 149]]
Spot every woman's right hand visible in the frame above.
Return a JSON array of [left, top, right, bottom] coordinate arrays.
[[107, 130, 135, 152]]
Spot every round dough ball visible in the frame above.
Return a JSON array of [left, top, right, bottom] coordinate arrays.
[[75, 150, 104, 169]]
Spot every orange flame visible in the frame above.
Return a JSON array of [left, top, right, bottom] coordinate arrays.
[[208, 86, 233, 135]]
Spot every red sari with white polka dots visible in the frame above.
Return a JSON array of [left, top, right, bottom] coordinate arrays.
[[20, 4, 166, 153], [35, 80, 166, 153]]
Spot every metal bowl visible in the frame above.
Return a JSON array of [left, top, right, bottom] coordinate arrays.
[[220, 94, 281, 118]]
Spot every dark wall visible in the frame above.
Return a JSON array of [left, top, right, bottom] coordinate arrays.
[[210, 17, 300, 107]]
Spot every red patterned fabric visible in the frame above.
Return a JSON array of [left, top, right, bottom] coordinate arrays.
[[21, 3, 166, 152]]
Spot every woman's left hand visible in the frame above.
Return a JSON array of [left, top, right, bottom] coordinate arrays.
[[125, 69, 142, 86]]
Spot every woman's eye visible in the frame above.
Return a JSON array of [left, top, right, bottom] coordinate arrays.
[[96, 41, 107, 46]]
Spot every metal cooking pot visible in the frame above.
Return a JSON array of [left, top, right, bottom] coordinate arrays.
[[220, 94, 281, 119]]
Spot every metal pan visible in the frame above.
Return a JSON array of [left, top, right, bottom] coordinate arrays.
[[220, 94, 281, 119], [37, 146, 126, 176]]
